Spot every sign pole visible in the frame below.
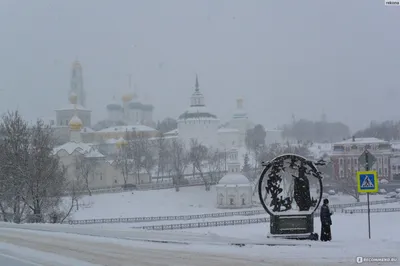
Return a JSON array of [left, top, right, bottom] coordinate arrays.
[[365, 151, 371, 239]]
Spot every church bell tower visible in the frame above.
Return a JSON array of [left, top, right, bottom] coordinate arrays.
[[70, 60, 86, 107]]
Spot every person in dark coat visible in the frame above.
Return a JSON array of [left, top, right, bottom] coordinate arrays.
[[320, 198, 333, 241]]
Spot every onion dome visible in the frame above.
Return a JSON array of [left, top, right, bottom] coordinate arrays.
[[116, 137, 128, 148], [107, 96, 123, 111], [69, 115, 83, 131], [122, 93, 134, 103]]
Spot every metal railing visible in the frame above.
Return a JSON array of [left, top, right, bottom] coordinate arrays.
[[67, 199, 400, 225], [342, 207, 400, 214], [136, 207, 400, 231]]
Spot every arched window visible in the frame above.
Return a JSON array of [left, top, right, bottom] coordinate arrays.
[[229, 197, 234, 205]]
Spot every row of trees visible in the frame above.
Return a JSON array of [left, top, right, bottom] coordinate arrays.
[[113, 134, 227, 192], [281, 119, 351, 143], [0, 111, 81, 223], [355, 120, 400, 141]]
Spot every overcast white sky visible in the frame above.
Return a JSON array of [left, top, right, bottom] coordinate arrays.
[[0, 0, 399, 132]]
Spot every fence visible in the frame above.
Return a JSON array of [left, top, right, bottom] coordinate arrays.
[[343, 207, 400, 214], [136, 207, 400, 231], [79, 175, 223, 195], [67, 198, 400, 225]]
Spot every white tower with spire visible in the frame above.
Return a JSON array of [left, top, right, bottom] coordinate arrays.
[[177, 75, 220, 148]]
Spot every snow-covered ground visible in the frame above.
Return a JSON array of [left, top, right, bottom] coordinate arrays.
[[174, 212, 400, 262], [1, 211, 399, 265], [71, 186, 390, 220]]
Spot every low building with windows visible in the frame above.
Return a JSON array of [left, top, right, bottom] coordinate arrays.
[[330, 137, 392, 181], [216, 148, 252, 209]]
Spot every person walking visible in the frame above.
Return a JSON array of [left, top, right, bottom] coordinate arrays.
[[320, 198, 333, 241]]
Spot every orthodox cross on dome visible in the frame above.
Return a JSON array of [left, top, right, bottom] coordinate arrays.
[[195, 74, 199, 92]]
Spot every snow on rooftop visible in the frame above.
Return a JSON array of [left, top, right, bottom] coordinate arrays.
[[105, 138, 118, 144], [97, 125, 157, 133], [334, 137, 388, 145], [85, 149, 105, 158], [217, 127, 239, 133], [164, 129, 178, 136], [81, 127, 94, 133], [53, 141, 93, 155], [55, 104, 91, 111], [217, 173, 250, 186], [308, 143, 333, 159]]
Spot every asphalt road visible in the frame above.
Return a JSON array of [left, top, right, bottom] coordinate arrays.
[[0, 253, 41, 266]]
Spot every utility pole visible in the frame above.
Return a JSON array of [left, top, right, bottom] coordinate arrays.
[[365, 150, 371, 239]]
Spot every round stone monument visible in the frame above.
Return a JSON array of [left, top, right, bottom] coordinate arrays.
[[258, 154, 324, 240]]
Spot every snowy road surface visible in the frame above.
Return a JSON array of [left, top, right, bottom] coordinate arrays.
[[0, 225, 347, 266], [0, 253, 41, 266]]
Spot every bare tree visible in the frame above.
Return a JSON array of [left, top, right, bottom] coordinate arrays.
[[0, 112, 71, 223], [189, 139, 210, 190], [75, 154, 98, 196], [59, 171, 85, 223], [338, 175, 360, 202], [114, 132, 133, 187], [141, 138, 156, 182], [130, 133, 146, 184], [0, 111, 31, 223], [206, 149, 224, 185], [170, 139, 189, 192], [156, 133, 169, 182], [22, 120, 67, 223]]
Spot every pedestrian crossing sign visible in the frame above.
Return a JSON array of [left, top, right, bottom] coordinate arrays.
[[356, 171, 378, 193]]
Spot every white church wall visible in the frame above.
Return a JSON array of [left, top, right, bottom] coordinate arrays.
[[177, 119, 219, 149], [218, 130, 240, 150], [216, 185, 253, 209], [108, 110, 123, 122]]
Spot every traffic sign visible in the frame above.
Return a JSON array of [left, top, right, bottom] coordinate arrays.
[[357, 171, 378, 193], [358, 150, 376, 169]]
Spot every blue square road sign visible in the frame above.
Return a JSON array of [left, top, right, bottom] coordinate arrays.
[[356, 171, 378, 193]]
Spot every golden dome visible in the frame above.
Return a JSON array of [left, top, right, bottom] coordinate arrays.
[[122, 93, 133, 102], [69, 115, 83, 131], [122, 92, 138, 103], [116, 137, 128, 148], [69, 92, 78, 104]]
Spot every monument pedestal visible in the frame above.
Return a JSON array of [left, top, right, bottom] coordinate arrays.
[[268, 214, 318, 240]]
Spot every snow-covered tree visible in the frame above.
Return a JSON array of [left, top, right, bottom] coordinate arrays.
[[170, 139, 189, 192], [155, 133, 170, 182], [114, 132, 133, 187], [0, 112, 67, 223], [242, 153, 252, 179], [189, 139, 209, 190], [75, 154, 98, 196]]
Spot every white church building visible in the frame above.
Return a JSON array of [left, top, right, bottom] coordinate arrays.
[[216, 148, 253, 209], [175, 76, 255, 151]]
